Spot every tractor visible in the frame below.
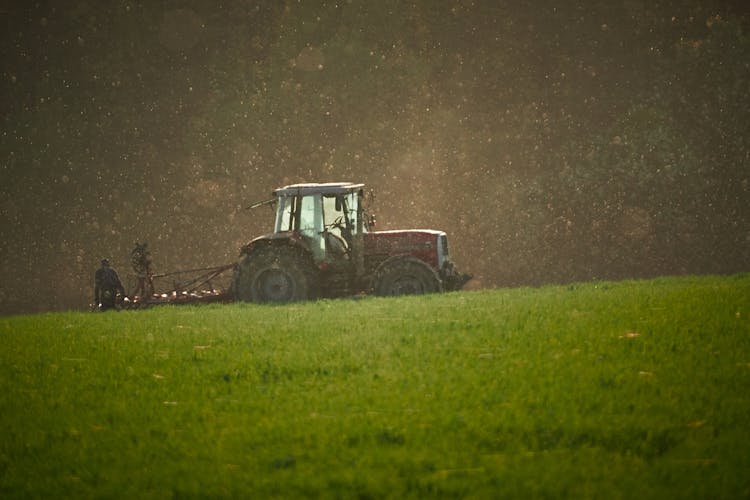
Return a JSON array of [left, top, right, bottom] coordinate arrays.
[[231, 182, 470, 302]]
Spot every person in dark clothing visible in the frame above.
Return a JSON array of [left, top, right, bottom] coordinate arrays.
[[130, 242, 154, 298], [94, 259, 125, 311]]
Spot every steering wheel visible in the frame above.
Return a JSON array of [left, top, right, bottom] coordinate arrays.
[[329, 216, 345, 231]]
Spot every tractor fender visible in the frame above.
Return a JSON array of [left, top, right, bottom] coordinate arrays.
[[239, 231, 310, 258]]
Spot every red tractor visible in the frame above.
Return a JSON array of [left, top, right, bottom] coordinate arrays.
[[231, 182, 470, 302]]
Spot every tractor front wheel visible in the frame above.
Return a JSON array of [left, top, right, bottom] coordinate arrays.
[[371, 256, 443, 296], [233, 245, 317, 303]]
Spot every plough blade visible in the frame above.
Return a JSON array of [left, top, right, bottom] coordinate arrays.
[[123, 264, 235, 309]]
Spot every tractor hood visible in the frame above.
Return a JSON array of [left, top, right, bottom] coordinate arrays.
[[364, 230, 447, 269]]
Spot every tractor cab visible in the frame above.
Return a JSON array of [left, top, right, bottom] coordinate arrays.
[[272, 182, 366, 265]]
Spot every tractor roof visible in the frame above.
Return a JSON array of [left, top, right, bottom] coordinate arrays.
[[274, 182, 365, 197]]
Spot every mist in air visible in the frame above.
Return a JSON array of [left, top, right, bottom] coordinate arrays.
[[1, 1, 748, 315]]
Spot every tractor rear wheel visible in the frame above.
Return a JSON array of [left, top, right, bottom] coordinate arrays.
[[233, 245, 317, 303], [371, 256, 443, 296]]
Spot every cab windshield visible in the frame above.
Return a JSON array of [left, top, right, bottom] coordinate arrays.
[[275, 192, 361, 235], [322, 192, 360, 240]]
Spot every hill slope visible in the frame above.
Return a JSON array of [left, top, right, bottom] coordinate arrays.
[[1, 274, 749, 497]]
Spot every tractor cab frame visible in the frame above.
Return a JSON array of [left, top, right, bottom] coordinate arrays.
[[273, 183, 366, 270]]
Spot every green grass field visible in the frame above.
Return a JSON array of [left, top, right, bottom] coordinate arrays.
[[1, 274, 749, 498]]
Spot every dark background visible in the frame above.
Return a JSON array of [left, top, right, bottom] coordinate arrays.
[[1, 1, 748, 316]]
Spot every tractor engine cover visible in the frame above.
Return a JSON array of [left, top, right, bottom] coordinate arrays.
[[364, 230, 448, 270]]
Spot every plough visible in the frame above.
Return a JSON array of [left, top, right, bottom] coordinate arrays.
[[123, 263, 236, 309]]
